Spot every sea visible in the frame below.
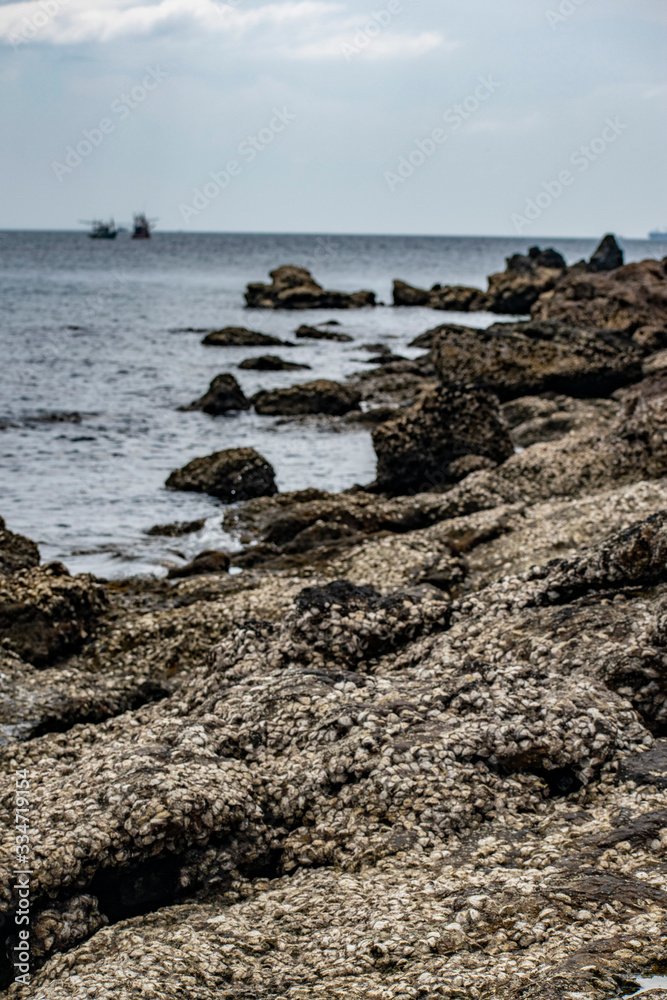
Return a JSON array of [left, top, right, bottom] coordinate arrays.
[[1, 231, 663, 578]]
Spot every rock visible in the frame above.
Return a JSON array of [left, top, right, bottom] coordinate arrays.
[[238, 355, 311, 371], [165, 447, 277, 503], [167, 550, 230, 579], [0, 563, 108, 666], [180, 373, 250, 415], [394, 245, 567, 314], [201, 327, 289, 347], [532, 257, 667, 333], [144, 519, 205, 537], [252, 379, 361, 416], [587, 233, 624, 272], [484, 248, 567, 314], [430, 319, 643, 401], [501, 394, 617, 448], [371, 384, 514, 495], [393, 279, 489, 311], [618, 740, 667, 789], [244, 265, 376, 310], [294, 325, 354, 342], [0, 517, 40, 575]]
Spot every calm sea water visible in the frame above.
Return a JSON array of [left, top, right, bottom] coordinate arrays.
[[1, 231, 662, 578]]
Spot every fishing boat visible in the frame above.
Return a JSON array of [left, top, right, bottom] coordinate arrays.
[[83, 219, 118, 239], [649, 229, 667, 241], [132, 213, 154, 239]]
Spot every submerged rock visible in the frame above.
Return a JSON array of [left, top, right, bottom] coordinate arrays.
[[237, 355, 311, 371], [430, 319, 643, 400], [165, 447, 277, 502], [201, 326, 289, 347], [180, 373, 250, 414], [245, 265, 376, 310], [372, 384, 514, 494], [294, 324, 354, 342], [167, 550, 230, 579], [0, 517, 40, 575], [144, 519, 205, 537], [252, 379, 361, 416]]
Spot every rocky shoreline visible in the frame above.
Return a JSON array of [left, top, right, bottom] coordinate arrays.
[[1, 239, 667, 999]]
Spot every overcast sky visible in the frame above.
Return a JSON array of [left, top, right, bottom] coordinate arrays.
[[0, 0, 665, 236]]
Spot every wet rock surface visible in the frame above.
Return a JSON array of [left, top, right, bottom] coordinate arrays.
[[238, 355, 311, 371], [245, 265, 376, 310], [253, 379, 362, 416], [181, 373, 250, 414], [165, 447, 277, 502], [294, 324, 354, 342], [201, 326, 290, 347]]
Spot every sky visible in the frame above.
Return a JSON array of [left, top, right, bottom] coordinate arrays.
[[0, 0, 665, 236]]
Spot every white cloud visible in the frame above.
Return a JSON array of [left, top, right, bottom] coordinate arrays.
[[291, 29, 449, 60], [0, 0, 345, 46]]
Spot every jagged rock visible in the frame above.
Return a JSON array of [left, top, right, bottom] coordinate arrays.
[[167, 551, 230, 579], [430, 319, 643, 400], [165, 447, 277, 503], [252, 379, 361, 416], [484, 247, 567, 314], [180, 373, 250, 415], [245, 265, 376, 310], [588, 233, 624, 272], [144, 519, 205, 537], [371, 384, 514, 495], [294, 325, 354, 342], [0, 517, 40, 574], [0, 563, 108, 666], [394, 245, 567, 314], [201, 327, 289, 347], [532, 257, 667, 333], [238, 355, 310, 371]]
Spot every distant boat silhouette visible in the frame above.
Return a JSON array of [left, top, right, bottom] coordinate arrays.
[[81, 219, 118, 239], [649, 229, 667, 241], [132, 213, 156, 239]]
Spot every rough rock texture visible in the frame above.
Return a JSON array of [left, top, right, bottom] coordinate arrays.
[[245, 266, 376, 310], [253, 380, 362, 417], [0, 517, 39, 575], [394, 246, 568, 314], [238, 355, 311, 371], [2, 514, 667, 997], [588, 233, 624, 273], [201, 327, 289, 347], [532, 257, 667, 333], [372, 385, 514, 494], [430, 320, 643, 400], [165, 447, 277, 503], [295, 325, 354, 342], [501, 394, 618, 447], [181, 373, 250, 414], [0, 563, 108, 666], [144, 519, 205, 537]]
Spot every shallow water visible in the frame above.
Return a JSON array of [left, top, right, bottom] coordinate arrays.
[[1, 231, 660, 577]]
